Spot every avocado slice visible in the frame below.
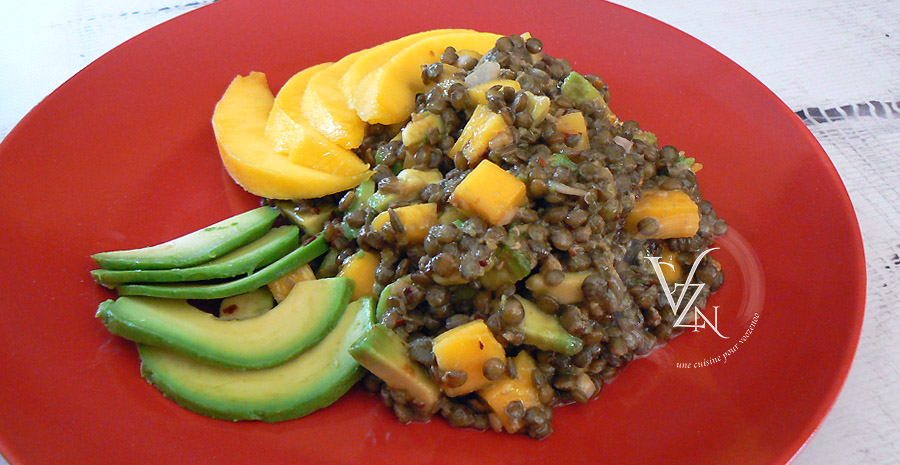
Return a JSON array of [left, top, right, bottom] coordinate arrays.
[[348, 324, 440, 414], [375, 144, 403, 174], [350, 179, 376, 211], [340, 179, 376, 239], [480, 244, 536, 290], [633, 129, 657, 147], [560, 72, 616, 124], [97, 277, 352, 369], [90, 226, 299, 288], [219, 287, 276, 320], [375, 275, 412, 322], [549, 153, 577, 170], [115, 235, 329, 299], [560, 71, 602, 105], [366, 169, 442, 213], [92, 206, 280, 270], [316, 248, 341, 278], [137, 297, 375, 422], [366, 191, 396, 213], [274, 201, 334, 236], [506, 295, 582, 356]]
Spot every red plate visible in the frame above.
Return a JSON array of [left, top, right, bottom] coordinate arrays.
[[0, 0, 864, 464]]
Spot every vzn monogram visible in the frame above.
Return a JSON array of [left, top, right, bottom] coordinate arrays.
[[644, 248, 727, 339]]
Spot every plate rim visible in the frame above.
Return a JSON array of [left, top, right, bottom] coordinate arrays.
[[0, 1, 867, 464]]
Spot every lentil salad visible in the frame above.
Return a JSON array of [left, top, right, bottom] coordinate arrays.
[[275, 33, 727, 438]]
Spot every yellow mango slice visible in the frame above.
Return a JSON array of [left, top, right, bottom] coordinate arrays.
[[351, 31, 501, 124], [340, 29, 467, 103], [432, 320, 505, 396], [624, 190, 700, 239], [288, 140, 369, 176], [265, 65, 369, 177], [467, 79, 521, 106], [371, 203, 438, 244], [212, 72, 369, 200], [264, 63, 331, 154], [337, 250, 380, 301], [267, 264, 316, 303], [449, 160, 526, 226], [449, 105, 511, 165], [555, 111, 590, 151], [301, 50, 368, 149], [478, 351, 540, 433]]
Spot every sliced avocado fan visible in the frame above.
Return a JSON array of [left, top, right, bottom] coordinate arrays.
[[91, 206, 280, 270], [91, 225, 300, 288], [115, 235, 329, 299], [138, 297, 375, 422], [96, 277, 353, 369]]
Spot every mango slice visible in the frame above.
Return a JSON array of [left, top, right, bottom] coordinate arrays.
[[371, 203, 438, 244], [301, 50, 368, 149], [450, 160, 527, 226], [432, 320, 506, 396], [351, 31, 501, 124], [212, 72, 369, 199], [340, 29, 468, 103], [264, 66, 370, 177], [264, 64, 331, 154]]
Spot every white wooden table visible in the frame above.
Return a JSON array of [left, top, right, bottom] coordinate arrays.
[[1, 1, 897, 463]]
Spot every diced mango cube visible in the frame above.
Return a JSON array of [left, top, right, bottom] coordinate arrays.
[[478, 351, 541, 433], [467, 79, 522, 106], [449, 105, 511, 165], [432, 320, 505, 396], [370, 203, 438, 244], [450, 160, 526, 226], [555, 111, 590, 151], [525, 271, 592, 305], [625, 190, 700, 239], [267, 264, 316, 303], [400, 113, 444, 148], [337, 250, 380, 300]]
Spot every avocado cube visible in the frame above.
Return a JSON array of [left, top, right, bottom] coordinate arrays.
[[506, 295, 582, 355], [348, 324, 441, 414], [275, 201, 334, 236], [479, 244, 536, 290], [561, 71, 602, 105]]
